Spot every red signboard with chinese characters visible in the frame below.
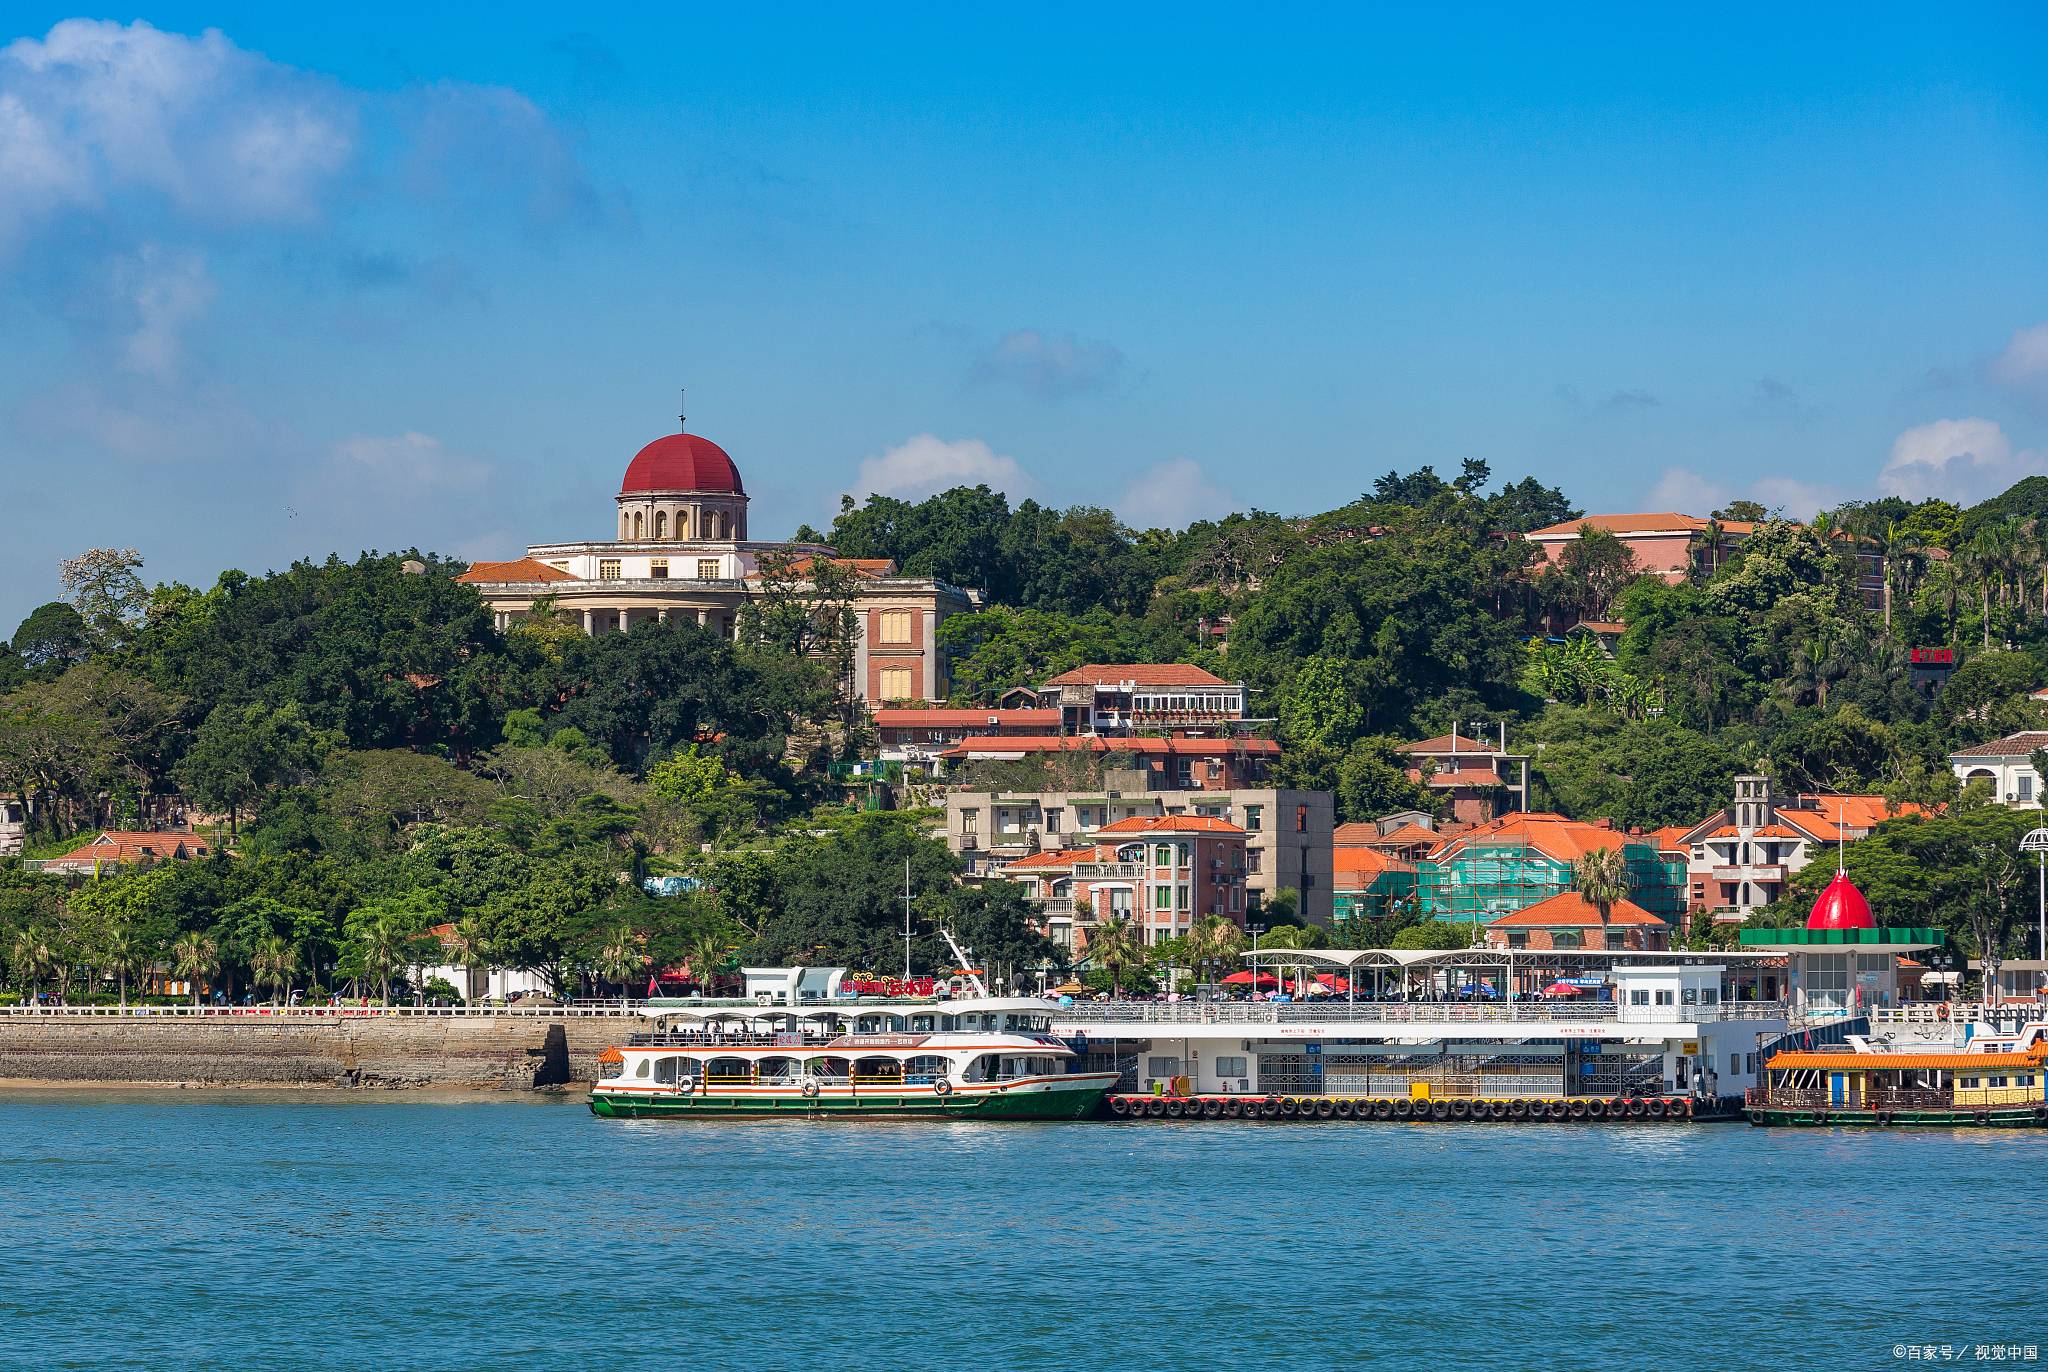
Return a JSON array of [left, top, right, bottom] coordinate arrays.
[[1909, 648, 1954, 665]]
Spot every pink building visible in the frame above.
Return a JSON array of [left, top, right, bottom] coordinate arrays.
[[1397, 730, 1529, 824], [1523, 513, 1754, 584], [1004, 814, 1249, 950], [940, 735, 1280, 790]]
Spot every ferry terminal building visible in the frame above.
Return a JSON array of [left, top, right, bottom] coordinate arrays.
[[457, 419, 975, 702]]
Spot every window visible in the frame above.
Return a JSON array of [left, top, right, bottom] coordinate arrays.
[[1045, 808, 1063, 834], [878, 609, 913, 644], [1245, 805, 1263, 832], [598, 558, 622, 581], [1146, 1056, 1180, 1078], [1154, 844, 1173, 867], [1654, 990, 1675, 1006], [654, 511, 668, 539], [1701, 988, 1719, 1005], [2023, 775, 2036, 803], [1681, 987, 1698, 1005], [1295, 805, 1308, 833], [1153, 885, 1173, 910], [649, 558, 669, 579], [1247, 848, 1262, 874], [696, 559, 720, 580], [961, 809, 978, 833], [1215, 1055, 1247, 1078], [878, 666, 913, 700], [1630, 990, 1650, 1006]]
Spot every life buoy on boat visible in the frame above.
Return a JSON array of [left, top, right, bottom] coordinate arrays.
[[932, 1078, 953, 1098], [801, 1080, 820, 1098], [1938, 1003, 1951, 1020], [677, 1076, 697, 1097]]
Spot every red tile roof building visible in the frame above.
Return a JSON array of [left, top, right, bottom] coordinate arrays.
[[1481, 892, 1671, 951], [1397, 729, 1530, 824], [1032, 663, 1259, 738], [38, 831, 213, 876], [1000, 814, 1249, 950], [940, 735, 1280, 790], [1672, 775, 1919, 921], [1523, 513, 1754, 584]]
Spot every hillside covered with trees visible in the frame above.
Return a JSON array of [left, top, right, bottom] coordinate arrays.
[[7, 459, 2048, 1000]]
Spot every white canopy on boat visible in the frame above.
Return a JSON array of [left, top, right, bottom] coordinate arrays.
[[641, 996, 1061, 1023]]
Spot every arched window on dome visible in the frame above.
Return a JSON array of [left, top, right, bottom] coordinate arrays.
[[654, 511, 667, 539], [620, 513, 631, 539], [633, 511, 644, 540], [707, 510, 724, 539]]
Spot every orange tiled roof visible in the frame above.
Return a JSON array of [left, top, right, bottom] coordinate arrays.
[[1767, 1045, 2048, 1072], [1427, 767, 1505, 787], [942, 735, 1279, 758], [1332, 821, 1383, 845], [1797, 794, 1919, 829], [746, 556, 898, 581], [45, 831, 212, 867], [1334, 849, 1415, 882], [1002, 848, 1094, 871], [1401, 734, 1509, 757], [1774, 810, 1844, 843], [1649, 824, 1693, 853], [872, 708, 1059, 729], [1487, 893, 1664, 927], [456, 557, 576, 585], [1426, 812, 1639, 864], [1526, 512, 1710, 538], [1372, 822, 1444, 849], [1096, 815, 1247, 836], [1041, 664, 1228, 688]]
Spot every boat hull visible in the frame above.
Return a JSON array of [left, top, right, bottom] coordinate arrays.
[[590, 1074, 1117, 1121], [1747, 1105, 2047, 1128]]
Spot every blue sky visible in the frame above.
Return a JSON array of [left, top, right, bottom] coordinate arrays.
[[4, 5, 2047, 629]]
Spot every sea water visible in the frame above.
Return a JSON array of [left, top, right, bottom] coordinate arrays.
[[0, 1090, 2041, 1371]]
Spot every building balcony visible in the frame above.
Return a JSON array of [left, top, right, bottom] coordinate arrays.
[[1026, 896, 1076, 916], [1074, 862, 1142, 879], [1711, 865, 1785, 882]]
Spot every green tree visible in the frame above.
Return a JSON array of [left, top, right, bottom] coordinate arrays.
[[174, 702, 325, 838], [10, 603, 91, 676], [1085, 916, 1142, 1000], [58, 547, 148, 650], [1572, 846, 1632, 928], [171, 930, 218, 1007], [250, 934, 298, 1005]]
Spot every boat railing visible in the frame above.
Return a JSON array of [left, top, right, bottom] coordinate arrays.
[[1054, 1001, 1788, 1026], [0, 1003, 645, 1020], [1749, 1086, 1954, 1111]]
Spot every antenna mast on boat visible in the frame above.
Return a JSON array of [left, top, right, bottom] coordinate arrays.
[[902, 857, 914, 982], [940, 927, 989, 998]]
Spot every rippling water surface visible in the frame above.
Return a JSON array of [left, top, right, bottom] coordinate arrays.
[[2, 1090, 2043, 1370]]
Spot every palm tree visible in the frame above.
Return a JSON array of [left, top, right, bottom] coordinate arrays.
[[101, 929, 147, 1010], [10, 927, 53, 1004], [357, 919, 402, 1004], [171, 931, 218, 1008], [683, 931, 731, 995], [594, 926, 639, 997], [1187, 914, 1244, 987], [1086, 916, 1142, 1001], [448, 917, 493, 1004], [1687, 518, 1727, 581], [250, 935, 298, 1006], [1572, 847, 1632, 928]]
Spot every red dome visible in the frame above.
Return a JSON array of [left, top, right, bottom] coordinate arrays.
[[621, 433, 744, 495], [1806, 871, 1875, 931]]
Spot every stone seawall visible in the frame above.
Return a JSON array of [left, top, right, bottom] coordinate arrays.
[[0, 1015, 637, 1090]]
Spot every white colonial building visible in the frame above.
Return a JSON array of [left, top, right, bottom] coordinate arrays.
[[458, 415, 977, 702], [1949, 731, 2048, 808]]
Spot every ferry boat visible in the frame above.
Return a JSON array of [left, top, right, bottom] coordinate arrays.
[[589, 996, 1120, 1120], [1746, 1024, 2048, 1128]]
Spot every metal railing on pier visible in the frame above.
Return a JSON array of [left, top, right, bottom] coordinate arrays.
[[0, 1003, 645, 1020], [1053, 1000, 1788, 1027]]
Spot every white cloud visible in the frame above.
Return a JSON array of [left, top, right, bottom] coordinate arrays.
[[1117, 457, 1236, 529], [970, 329, 1128, 398], [851, 434, 1034, 501], [1879, 417, 2046, 503], [1748, 475, 1837, 520], [1647, 466, 1730, 514], [329, 431, 491, 495], [1992, 323, 2048, 394], [397, 82, 603, 230], [1644, 465, 1836, 520], [0, 19, 354, 246], [115, 245, 214, 378]]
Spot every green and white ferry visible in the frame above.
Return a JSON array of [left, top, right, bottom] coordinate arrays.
[[589, 989, 1118, 1121]]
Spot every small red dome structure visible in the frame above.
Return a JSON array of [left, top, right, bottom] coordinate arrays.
[[1806, 871, 1875, 931], [621, 433, 744, 495]]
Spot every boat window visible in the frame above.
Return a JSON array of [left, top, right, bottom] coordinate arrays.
[[654, 1056, 679, 1084], [911, 1015, 936, 1032], [635, 1058, 651, 1078]]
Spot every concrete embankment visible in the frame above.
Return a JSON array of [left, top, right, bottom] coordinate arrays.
[[0, 1014, 630, 1090]]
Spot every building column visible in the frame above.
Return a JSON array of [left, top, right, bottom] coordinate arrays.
[[657, 608, 669, 625], [581, 608, 594, 635], [697, 608, 709, 627]]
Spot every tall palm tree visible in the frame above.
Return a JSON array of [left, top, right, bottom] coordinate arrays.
[[10, 928, 53, 1003], [1572, 847, 1632, 928], [1187, 914, 1244, 986], [171, 931, 218, 1008], [1086, 916, 1142, 1001], [250, 935, 298, 1006], [358, 919, 402, 1004], [448, 916, 493, 1004], [594, 926, 639, 997], [684, 931, 731, 995], [101, 929, 146, 1010]]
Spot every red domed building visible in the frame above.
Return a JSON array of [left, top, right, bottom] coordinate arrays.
[[459, 414, 978, 703]]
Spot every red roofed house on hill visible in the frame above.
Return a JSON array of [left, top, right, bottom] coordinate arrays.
[[1001, 814, 1249, 950], [37, 831, 213, 877], [1481, 892, 1672, 951], [1671, 775, 1919, 922], [1398, 725, 1530, 824], [1032, 663, 1261, 738], [872, 707, 1060, 769], [1523, 513, 1754, 584], [456, 406, 976, 703]]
